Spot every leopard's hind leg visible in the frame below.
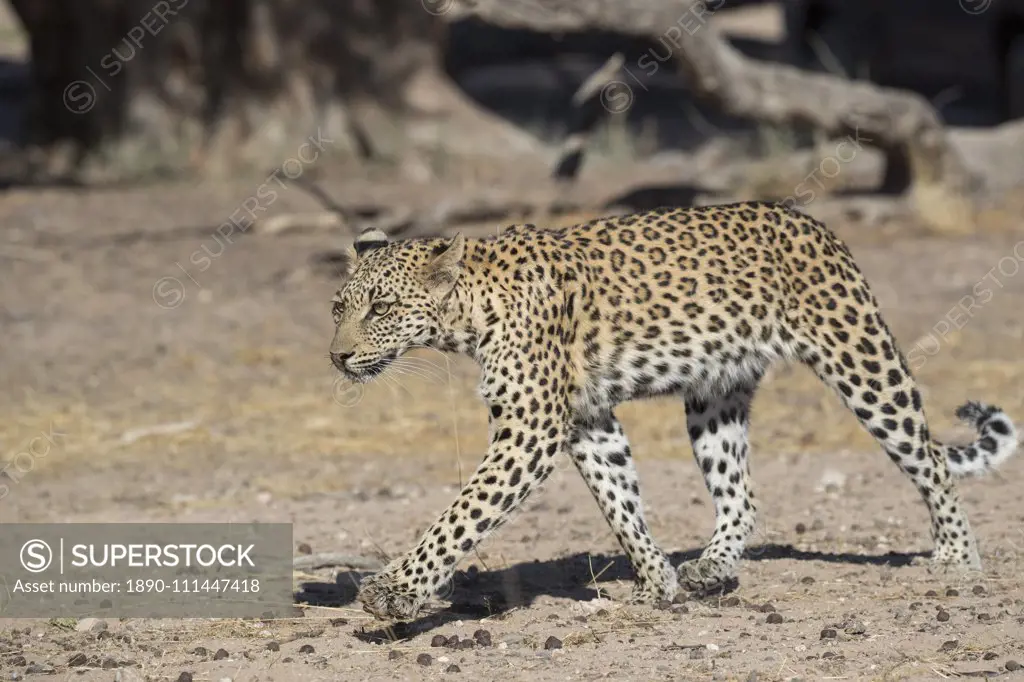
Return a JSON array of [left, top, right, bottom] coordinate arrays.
[[677, 383, 760, 594]]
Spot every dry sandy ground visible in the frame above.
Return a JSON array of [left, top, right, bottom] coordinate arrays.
[[1, 176, 1024, 681]]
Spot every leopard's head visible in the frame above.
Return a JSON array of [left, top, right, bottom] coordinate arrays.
[[329, 228, 465, 382]]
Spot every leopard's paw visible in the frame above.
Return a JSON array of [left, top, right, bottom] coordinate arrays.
[[357, 570, 424, 621], [677, 556, 738, 596]]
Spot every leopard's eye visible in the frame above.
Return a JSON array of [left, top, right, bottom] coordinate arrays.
[[371, 301, 392, 316], [332, 302, 343, 318]]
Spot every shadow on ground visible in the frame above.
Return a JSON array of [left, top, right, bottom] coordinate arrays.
[[295, 543, 926, 642]]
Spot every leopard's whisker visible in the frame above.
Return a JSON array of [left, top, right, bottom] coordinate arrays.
[[391, 360, 449, 382], [389, 356, 447, 377], [392, 358, 448, 378], [389, 360, 447, 384], [378, 371, 413, 397], [395, 353, 449, 373], [388, 367, 446, 386]]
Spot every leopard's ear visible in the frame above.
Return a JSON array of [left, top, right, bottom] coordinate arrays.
[[423, 233, 466, 294], [353, 227, 388, 257], [337, 244, 358, 281]]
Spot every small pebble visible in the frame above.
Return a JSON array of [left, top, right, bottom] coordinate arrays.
[[297, 542, 312, 555], [282, 657, 293, 663], [972, 585, 986, 596], [766, 613, 784, 624], [473, 629, 492, 647], [760, 603, 776, 613], [191, 647, 208, 657], [214, 649, 230, 661], [25, 665, 55, 675], [416, 653, 432, 666], [329, 618, 348, 627], [937, 610, 950, 622], [431, 635, 447, 648], [388, 650, 403, 661], [68, 653, 88, 667], [655, 600, 672, 610], [544, 636, 563, 650], [446, 635, 459, 648], [820, 628, 837, 640], [925, 590, 938, 597], [844, 621, 866, 635], [946, 588, 959, 597], [940, 640, 958, 652], [795, 522, 807, 534], [1007, 660, 1022, 672], [265, 641, 280, 652], [984, 652, 999, 661], [101, 658, 118, 669], [75, 618, 107, 633], [723, 596, 741, 607], [177, 674, 193, 682], [298, 645, 315, 654], [800, 576, 815, 585], [456, 639, 474, 650], [445, 664, 461, 673]]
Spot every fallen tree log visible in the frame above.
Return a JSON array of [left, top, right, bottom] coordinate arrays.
[[445, 0, 978, 231]]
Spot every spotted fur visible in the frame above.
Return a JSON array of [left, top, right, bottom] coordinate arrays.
[[329, 204, 1018, 620]]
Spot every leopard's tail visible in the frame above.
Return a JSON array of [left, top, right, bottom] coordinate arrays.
[[940, 401, 1019, 477]]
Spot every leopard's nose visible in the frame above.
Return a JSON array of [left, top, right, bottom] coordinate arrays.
[[331, 351, 354, 370]]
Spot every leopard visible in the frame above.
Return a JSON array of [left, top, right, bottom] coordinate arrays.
[[328, 201, 1019, 621]]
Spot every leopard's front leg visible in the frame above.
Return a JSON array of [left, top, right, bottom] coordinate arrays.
[[358, 375, 569, 620]]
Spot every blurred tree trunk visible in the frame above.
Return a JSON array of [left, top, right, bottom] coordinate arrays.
[[7, 0, 446, 181], [447, 0, 979, 231]]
